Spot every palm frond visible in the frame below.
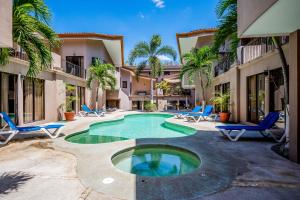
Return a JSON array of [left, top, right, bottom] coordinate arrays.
[[150, 35, 162, 54], [216, 0, 237, 18], [0, 48, 10, 65]]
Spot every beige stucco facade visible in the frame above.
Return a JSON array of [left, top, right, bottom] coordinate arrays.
[[0, 0, 13, 47]]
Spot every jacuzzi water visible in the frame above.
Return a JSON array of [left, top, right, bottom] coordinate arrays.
[[66, 114, 197, 144], [112, 145, 201, 177]]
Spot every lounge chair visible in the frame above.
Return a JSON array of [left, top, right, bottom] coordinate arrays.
[[0, 112, 64, 145], [186, 105, 214, 122], [175, 106, 202, 118], [79, 105, 104, 117], [216, 112, 283, 142]]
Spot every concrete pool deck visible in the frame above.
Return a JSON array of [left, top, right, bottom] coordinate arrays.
[[1, 111, 300, 200]]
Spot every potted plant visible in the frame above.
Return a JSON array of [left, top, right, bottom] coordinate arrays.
[[211, 92, 231, 123], [64, 84, 77, 121]]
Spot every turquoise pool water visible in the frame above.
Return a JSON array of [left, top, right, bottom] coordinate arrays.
[[112, 145, 201, 177], [66, 114, 197, 144]]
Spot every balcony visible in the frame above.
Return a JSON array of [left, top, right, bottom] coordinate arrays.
[[63, 61, 86, 79], [214, 56, 233, 77], [240, 36, 289, 64], [9, 48, 28, 61]]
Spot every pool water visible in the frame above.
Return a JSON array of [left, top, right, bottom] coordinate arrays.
[[112, 145, 201, 177], [66, 114, 197, 144]]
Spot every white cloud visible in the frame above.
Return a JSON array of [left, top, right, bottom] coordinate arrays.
[[138, 12, 145, 19], [152, 0, 165, 8], [157, 55, 172, 62]]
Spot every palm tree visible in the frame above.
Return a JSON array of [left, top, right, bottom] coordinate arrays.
[[212, 0, 238, 60], [213, 0, 289, 145], [87, 59, 117, 110], [0, 0, 59, 77], [128, 34, 177, 105], [180, 46, 215, 104]]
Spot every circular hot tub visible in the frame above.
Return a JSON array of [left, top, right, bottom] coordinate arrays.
[[112, 145, 201, 177]]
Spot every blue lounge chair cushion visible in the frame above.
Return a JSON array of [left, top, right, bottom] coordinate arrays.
[[187, 105, 214, 117], [177, 106, 202, 115], [17, 124, 64, 132], [216, 112, 280, 131], [1, 112, 64, 132], [82, 105, 102, 114]]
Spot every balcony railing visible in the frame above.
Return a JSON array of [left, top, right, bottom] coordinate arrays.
[[214, 56, 233, 77], [240, 36, 289, 64], [9, 48, 28, 61], [64, 61, 86, 79]]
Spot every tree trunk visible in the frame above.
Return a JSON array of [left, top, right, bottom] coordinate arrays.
[[199, 71, 206, 103], [89, 80, 98, 110], [272, 37, 289, 143], [155, 78, 159, 109], [150, 79, 154, 103]]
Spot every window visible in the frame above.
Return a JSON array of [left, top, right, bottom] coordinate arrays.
[[164, 71, 171, 76], [0, 73, 17, 126], [23, 79, 45, 123], [77, 86, 85, 113], [247, 73, 265, 123], [66, 56, 84, 77], [214, 82, 230, 112], [122, 81, 127, 89]]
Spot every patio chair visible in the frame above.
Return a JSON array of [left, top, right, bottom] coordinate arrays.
[[175, 106, 202, 119], [186, 105, 214, 122], [79, 105, 104, 117], [0, 112, 64, 145], [216, 112, 283, 142]]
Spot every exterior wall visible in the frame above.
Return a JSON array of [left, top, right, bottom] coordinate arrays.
[[237, 0, 278, 37], [213, 66, 240, 122], [196, 35, 214, 48], [238, 44, 289, 123], [132, 77, 152, 96], [1, 57, 88, 125], [0, 0, 12, 47], [58, 39, 113, 73], [289, 30, 300, 163]]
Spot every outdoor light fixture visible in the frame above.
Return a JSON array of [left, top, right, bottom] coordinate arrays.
[[102, 177, 115, 184]]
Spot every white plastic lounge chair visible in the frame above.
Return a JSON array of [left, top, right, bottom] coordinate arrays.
[[186, 105, 214, 122], [79, 105, 104, 117], [216, 112, 283, 142], [0, 112, 64, 145]]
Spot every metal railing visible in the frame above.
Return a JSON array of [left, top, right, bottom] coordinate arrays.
[[64, 60, 86, 78], [214, 56, 233, 77], [9, 48, 28, 61], [241, 36, 289, 64]]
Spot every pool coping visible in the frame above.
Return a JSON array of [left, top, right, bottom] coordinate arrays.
[[52, 112, 247, 200]]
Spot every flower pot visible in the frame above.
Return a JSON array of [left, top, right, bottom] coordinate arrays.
[[219, 112, 230, 123], [64, 112, 75, 121]]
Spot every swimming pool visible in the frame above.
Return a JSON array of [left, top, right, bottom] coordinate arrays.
[[66, 114, 197, 144], [112, 145, 201, 177]]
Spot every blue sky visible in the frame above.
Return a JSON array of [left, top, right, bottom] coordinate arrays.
[[45, 0, 219, 63]]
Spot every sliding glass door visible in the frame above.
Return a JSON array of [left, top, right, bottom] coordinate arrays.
[[247, 73, 265, 123], [0, 73, 17, 126], [23, 78, 45, 123]]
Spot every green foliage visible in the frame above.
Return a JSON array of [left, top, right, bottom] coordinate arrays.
[[212, 0, 238, 60], [211, 92, 230, 112], [155, 80, 171, 95], [144, 102, 157, 112], [180, 46, 215, 101], [0, 0, 60, 77], [65, 84, 77, 112], [128, 34, 177, 80], [87, 59, 117, 90]]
